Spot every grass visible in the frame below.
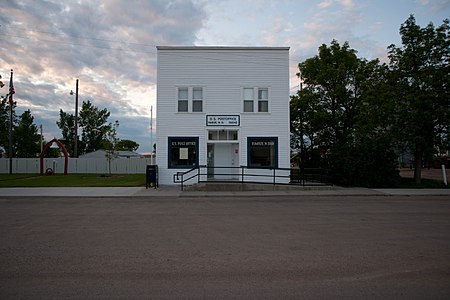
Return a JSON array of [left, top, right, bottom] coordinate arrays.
[[0, 174, 146, 187], [0, 173, 447, 189]]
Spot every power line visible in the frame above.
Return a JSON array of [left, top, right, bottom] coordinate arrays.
[[0, 25, 304, 64]]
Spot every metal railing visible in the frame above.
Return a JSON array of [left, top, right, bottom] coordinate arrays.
[[173, 165, 332, 190]]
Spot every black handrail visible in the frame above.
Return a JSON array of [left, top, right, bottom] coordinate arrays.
[[173, 165, 331, 190], [173, 166, 199, 191]]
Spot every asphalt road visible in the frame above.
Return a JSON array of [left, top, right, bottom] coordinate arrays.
[[0, 195, 449, 299]]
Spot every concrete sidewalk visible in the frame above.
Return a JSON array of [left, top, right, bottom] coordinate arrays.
[[0, 185, 449, 198]]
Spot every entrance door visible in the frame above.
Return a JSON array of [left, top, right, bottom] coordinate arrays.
[[210, 143, 239, 180]]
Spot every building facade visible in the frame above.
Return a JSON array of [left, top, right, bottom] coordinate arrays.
[[156, 46, 290, 185]]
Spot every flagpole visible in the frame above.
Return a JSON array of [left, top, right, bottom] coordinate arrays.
[[74, 79, 79, 158], [8, 69, 14, 175], [150, 105, 153, 163]]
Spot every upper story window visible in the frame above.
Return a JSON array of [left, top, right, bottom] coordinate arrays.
[[177, 87, 203, 113], [243, 88, 254, 112], [243, 87, 269, 113], [178, 88, 188, 112], [192, 87, 203, 112], [258, 88, 268, 112]]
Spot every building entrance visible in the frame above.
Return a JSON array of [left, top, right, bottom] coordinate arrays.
[[207, 143, 239, 180]]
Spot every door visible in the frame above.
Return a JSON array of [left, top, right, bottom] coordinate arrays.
[[213, 143, 239, 180], [231, 143, 239, 179]]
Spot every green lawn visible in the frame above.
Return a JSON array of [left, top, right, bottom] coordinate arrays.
[[0, 174, 146, 187]]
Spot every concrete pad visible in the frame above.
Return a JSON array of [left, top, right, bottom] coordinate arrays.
[[374, 188, 450, 196], [0, 187, 146, 197]]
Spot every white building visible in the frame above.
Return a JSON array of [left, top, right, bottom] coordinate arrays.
[[156, 46, 290, 185]]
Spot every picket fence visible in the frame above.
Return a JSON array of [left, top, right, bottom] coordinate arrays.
[[0, 157, 156, 174]]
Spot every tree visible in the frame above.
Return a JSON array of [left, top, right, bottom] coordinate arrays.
[[291, 40, 400, 186], [78, 100, 111, 154], [104, 120, 119, 176], [0, 76, 5, 157], [0, 97, 17, 157], [292, 40, 369, 162], [116, 139, 139, 151], [56, 109, 76, 156], [14, 110, 40, 157], [388, 15, 450, 183]]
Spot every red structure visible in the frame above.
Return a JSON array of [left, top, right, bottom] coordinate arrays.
[[39, 138, 69, 175]]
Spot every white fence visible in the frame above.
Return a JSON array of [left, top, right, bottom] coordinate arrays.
[[0, 157, 156, 174]]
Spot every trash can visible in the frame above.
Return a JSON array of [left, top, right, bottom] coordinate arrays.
[[146, 165, 158, 189]]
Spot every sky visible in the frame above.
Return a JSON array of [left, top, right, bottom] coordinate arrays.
[[1, 0, 449, 153]]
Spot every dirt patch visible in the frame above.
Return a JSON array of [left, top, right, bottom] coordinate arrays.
[[399, 168, 449, 181]]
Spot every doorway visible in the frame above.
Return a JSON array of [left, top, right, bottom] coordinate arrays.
[[206, 143, 239, 180]]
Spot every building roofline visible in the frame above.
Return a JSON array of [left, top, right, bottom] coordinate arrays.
[[156, 46, 290, 51]]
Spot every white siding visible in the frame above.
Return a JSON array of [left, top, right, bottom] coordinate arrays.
[[156, 47, 290, 185]]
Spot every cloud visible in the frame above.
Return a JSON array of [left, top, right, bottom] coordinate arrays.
[[0, 0, 208, 152], [418, 0, 450, 12], [318, 0, 334, 8], [339, 0, 355, 9]]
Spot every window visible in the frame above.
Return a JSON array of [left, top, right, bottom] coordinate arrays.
[[244, 87, 269, 113], [177, 87, 203, 112], [192, 87, 203, 112], [178, 88, 188, 112], [258, 88, 268, 112], [168, 137, 199, 168], [243, 88, 254, 112], [247, 137, 278, 168], [208, 130, 238, 141]]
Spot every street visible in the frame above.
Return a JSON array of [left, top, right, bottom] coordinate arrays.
[[0, 195, 449, 299]]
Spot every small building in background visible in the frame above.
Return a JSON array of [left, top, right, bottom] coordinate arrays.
[[156, 46, 290, 185]]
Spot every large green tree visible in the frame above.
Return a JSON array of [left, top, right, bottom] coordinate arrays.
[[0, 97, 18, 157], [56, 109, 76, 156], [78, 100, 112, 154], [291, 40, 400, 187], [57, 100, 140, 156], [116, 139, 140, 151], [295, 40, 362, 149], [388, 15, 450, 183], [15, 110, 40, 157]]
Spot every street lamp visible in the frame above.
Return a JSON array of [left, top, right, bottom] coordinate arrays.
[[70, 79, 79, 158]]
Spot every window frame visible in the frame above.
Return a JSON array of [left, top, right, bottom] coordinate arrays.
[[168, 137, 199, 169], [243, 88, 254, 112], [177, 87, 189, 112], [177, 86, 204, 113], [208, 130, 239, 141], [247, 137, 278, 169], [192, 87, 203, 112], [257, 88, 269, 112]]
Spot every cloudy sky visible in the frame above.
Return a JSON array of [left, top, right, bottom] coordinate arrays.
[[1, 0, 448, 153]]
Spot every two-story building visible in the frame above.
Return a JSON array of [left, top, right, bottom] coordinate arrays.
[[156, 46, 290, 185]]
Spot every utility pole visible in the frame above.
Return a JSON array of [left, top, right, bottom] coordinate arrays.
[[40, 124, 43, 153], [8, 69, 14, 175], [70, 79, 79, 157], [150, 105, 153, 162]]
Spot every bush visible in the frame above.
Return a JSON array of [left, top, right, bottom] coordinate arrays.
[[328, 138, 400, 187]]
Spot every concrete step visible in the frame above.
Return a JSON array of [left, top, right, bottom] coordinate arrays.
[[184, 182, 333, 192]]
